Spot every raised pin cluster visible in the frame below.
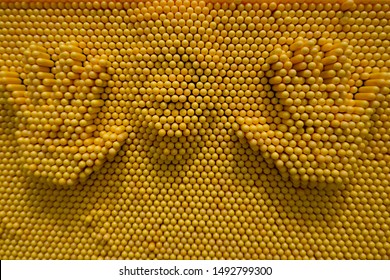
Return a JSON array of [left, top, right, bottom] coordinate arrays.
[[236, 38, 384, 188]]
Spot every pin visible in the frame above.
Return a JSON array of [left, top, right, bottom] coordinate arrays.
[[99, 73, 110, 81], [365, 79, 390, 87], [36, 58, 55, 68], [298, 69, 312, 78], [59, 52, 70, 59], [266, 54, 279, 64], [36, 85, 52, 92], [326, 48, 344, 57], [322, 55, 338, 65], [290, 40, 305, 52], [293, 47, 310, 56], [90, 100, 104, 108], [87, 107, 101, 114], [269, 76, 282, 85], [31, 65, 50, 73], [63, 44, 83, 54], [40, 92, 52, 99], [70, 52, 86, 61], [84, 113, 97, 121], [92, 64, 103, 73], [36, 72, 54, 79], [369, 72, 390, 79], [272, 84, 286, 92], [29, 45, 46, 53], [321, 70, 336, 79], [31, 50, 50, 60], [291, 54, 304, 64], [98, 59, 109, 67], [271, 61, 284, 71], [14, 97, 27, 105], [294, 62, 307, 71], [11, 90, 28, 98], [355, 92, 376, 101], [344, 99, 356, 106], [6, 84, 25, 91], [323, 63, 339, 71], [72, 65, 85, 73], [354, 100, 370, 108], [341, 0, 355, 11], [42, 82, 54, 91], [0, 77, 21, 85], [321, 43, 334, 52], [0, 71, 19, 78], [67, 72, 80, 80], [359, 86, 380, 93], [352, 106, 366, 115]]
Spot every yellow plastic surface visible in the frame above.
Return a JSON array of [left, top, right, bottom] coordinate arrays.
[[0, 0, 389, 259]]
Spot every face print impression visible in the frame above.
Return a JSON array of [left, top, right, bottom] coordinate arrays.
[[3, 43, 128, 187], [236, 38, 384, 189], [1, 0, 390, 260]]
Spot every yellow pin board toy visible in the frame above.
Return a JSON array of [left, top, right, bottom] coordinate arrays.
[[0, 0, 389, 259]]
